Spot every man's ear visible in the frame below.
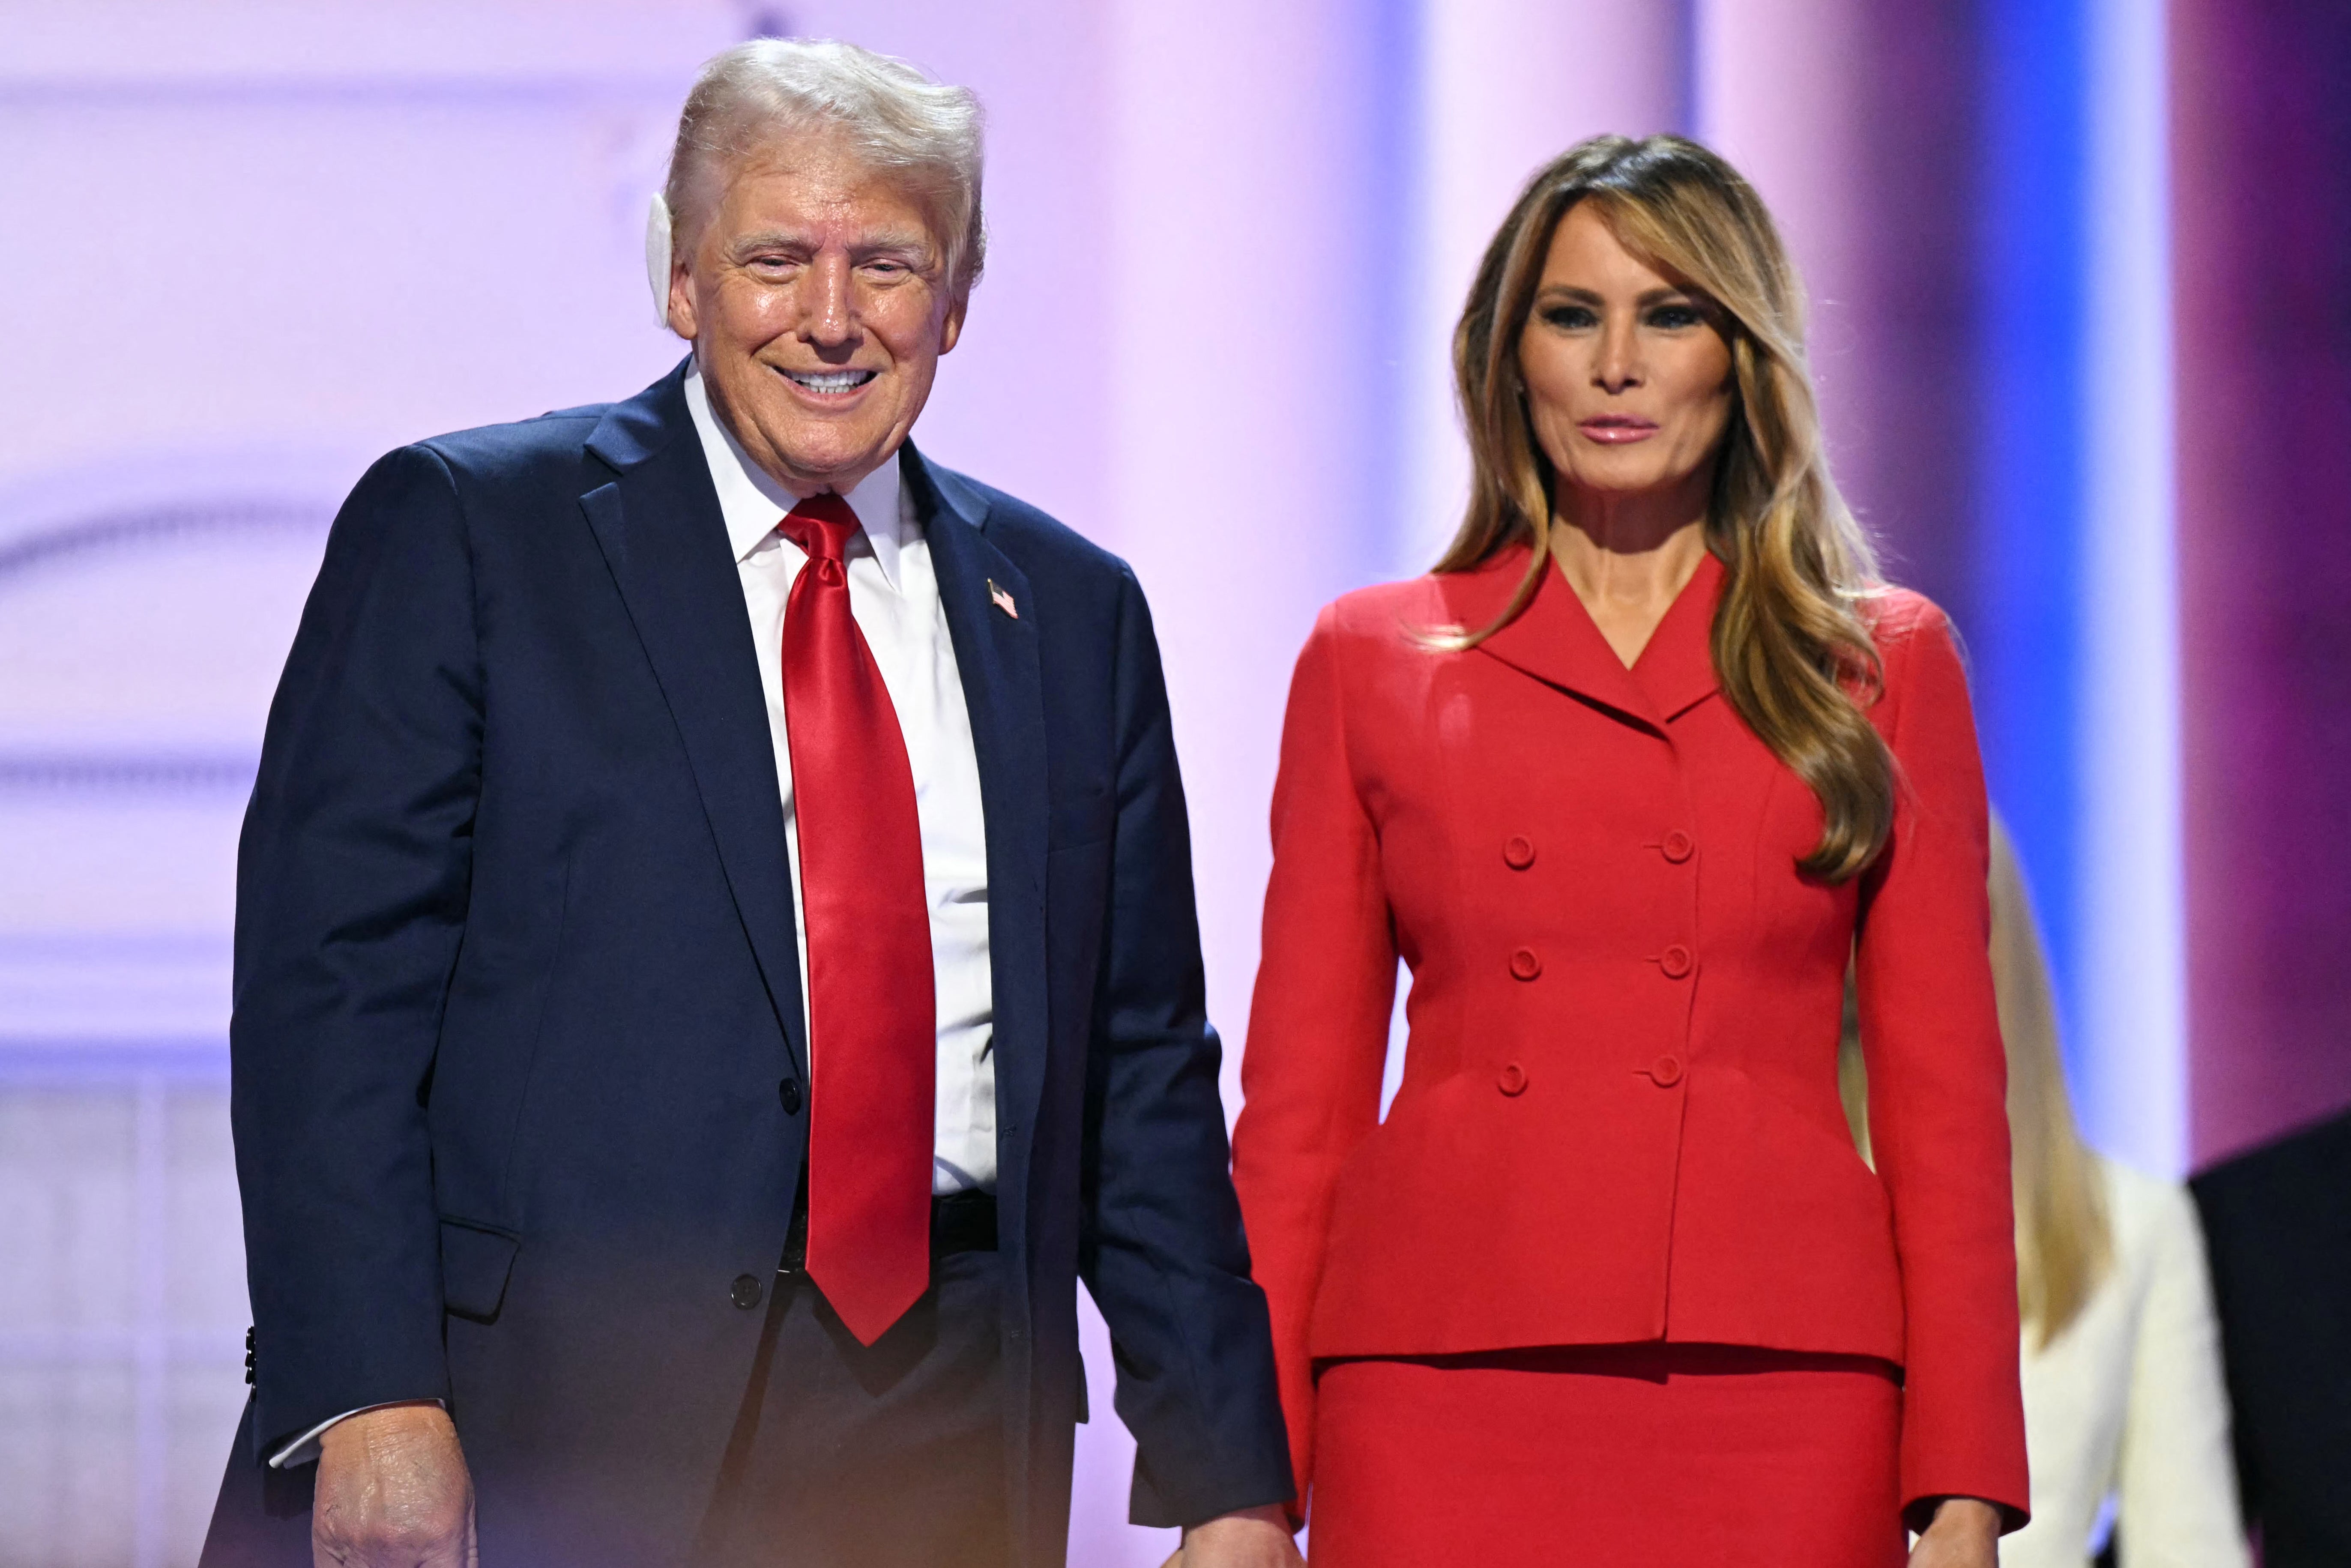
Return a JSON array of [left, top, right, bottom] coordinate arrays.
[[667, 262, 700, 340], [939, 295, 966, 356], [646, 193, 683, 334]]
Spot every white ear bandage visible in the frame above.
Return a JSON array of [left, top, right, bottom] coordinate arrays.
[[646, 193, 675, 332]]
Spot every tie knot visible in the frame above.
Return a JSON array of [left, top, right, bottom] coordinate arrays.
[[780, 491, 861, 563]]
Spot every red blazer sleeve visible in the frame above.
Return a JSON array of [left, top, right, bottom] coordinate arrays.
[[1229, 606, 1398, 1516], [1854, 598, 2031, 1529]]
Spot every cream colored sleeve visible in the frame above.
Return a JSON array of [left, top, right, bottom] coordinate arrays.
[[2115, 1181, 2252, 1568]]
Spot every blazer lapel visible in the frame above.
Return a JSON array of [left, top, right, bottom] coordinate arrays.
[[1629, 549, 1724, 723], [903, 447, 1050, 1221], [578, 363, 808, 1076], [1457, 545, 1666, 733], [1450, 543, 1725, 733]]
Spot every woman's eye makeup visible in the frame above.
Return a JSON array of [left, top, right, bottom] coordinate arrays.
[[1541, 303, 1600, 329], [1537, 299, 1709, 330]]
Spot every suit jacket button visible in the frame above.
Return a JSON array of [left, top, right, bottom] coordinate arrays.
[[778, 1079, 803, 1114], [1661, 829, 1695, 863], [1504, 835, 1536, 869], [1498, 1062, 1528, 1096], [1659, 944, 1693, 979], [1509, 947, 1542, 981], [730, 1274, 763, 1310], [1650, 1054, 1684, 1086]]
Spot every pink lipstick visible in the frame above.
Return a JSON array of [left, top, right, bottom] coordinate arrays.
[[1579, 416, 1659, 444]]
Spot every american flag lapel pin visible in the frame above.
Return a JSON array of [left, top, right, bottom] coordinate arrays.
[[987, 578, 1019, 620]]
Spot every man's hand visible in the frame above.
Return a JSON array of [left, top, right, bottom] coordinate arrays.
[[1906, 1496, 2001, 1568], [1155, 1504, 1303, 1568], [312, 1401, 476, 1568]]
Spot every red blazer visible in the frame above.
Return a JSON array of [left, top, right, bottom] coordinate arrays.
[[1231, 546, 2028, 1525]]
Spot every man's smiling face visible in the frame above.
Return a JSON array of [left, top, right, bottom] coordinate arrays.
[[667, 128, 963, 497]]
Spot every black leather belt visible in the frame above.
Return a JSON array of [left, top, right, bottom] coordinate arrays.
[[928, 1190, 999, 1257], [777, 1185, 997, 1274]]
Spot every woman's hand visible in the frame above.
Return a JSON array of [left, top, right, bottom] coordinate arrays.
[[1906, 1497, 2001, 1568]]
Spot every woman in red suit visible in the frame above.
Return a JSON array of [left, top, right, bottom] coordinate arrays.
[[1230, 135, 2028, 1565]]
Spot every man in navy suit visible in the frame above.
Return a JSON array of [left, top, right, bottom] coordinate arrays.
[[203, 38, 1295, 1568]]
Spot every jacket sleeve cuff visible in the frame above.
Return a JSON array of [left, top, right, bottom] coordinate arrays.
[[1901, 1493, 2031, 1538], [1129, 1471, 1298, 1532], [1127, 1420, 1296, 1531]]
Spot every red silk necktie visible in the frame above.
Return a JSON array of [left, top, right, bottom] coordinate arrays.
[[777, 491, 935, 1346]]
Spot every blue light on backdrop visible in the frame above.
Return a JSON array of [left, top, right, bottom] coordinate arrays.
[[1974, 0, 2091, 1095]]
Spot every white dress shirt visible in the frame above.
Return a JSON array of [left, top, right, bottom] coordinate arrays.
[[2003, 1157, 2251, 1568], [684, 365, 997, 1197], [270, 374, 997, 1468]]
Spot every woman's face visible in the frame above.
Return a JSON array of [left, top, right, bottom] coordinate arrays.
[[1516, 202, 1736, 513]]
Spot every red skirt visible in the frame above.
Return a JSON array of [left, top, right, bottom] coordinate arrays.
[[1308, 1344, 1907, 1568]]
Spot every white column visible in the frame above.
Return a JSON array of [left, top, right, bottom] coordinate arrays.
[[1106, 0, 1403, 1094], [1399, 0, 1689, 575], [1090, 1, 1409, 1557], [2078, 0, 2183, 1174], [1691, 0, 1870, 486]]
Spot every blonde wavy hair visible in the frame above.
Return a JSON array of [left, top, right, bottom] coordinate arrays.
[[1438, 135, 1892, 880], [1840, 817, 2112, 1347]]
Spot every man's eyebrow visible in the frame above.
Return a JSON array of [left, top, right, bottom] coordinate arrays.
[[727, 228, 802, 254], [852, 231, 939, 261], [726, 227, 937, 260]]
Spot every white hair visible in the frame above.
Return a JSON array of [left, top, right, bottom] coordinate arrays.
[[662, 39, 986, 299]]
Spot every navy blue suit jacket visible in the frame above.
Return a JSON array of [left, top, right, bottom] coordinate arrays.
[[209, 362, 1291, 1567]]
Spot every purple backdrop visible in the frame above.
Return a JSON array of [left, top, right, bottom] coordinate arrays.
[[2175, 0, 2351, 1163]]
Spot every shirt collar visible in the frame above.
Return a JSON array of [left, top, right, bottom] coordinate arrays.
[[682, 362, 910, 590]]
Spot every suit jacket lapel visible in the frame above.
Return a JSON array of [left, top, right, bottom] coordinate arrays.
[[904, 447, 1050, 1217], [578, 363, 808, 1077], [1449, 543, 1725, 732], [1454, 546, 1666, 732], [1630, 549, 1724, 722]]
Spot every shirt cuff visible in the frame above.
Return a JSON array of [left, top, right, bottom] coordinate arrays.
[[267, 1400, 446, 1469]]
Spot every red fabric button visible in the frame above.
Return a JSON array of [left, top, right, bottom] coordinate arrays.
[[1649, 1054, 1684, 1086], [1509, 948, 1542, 981], [1498, 1062, 1528, 1096], [1661, 829, 1695, 863], [1504, 835, 1536, 869], [1659, 944, 1693, 979]]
